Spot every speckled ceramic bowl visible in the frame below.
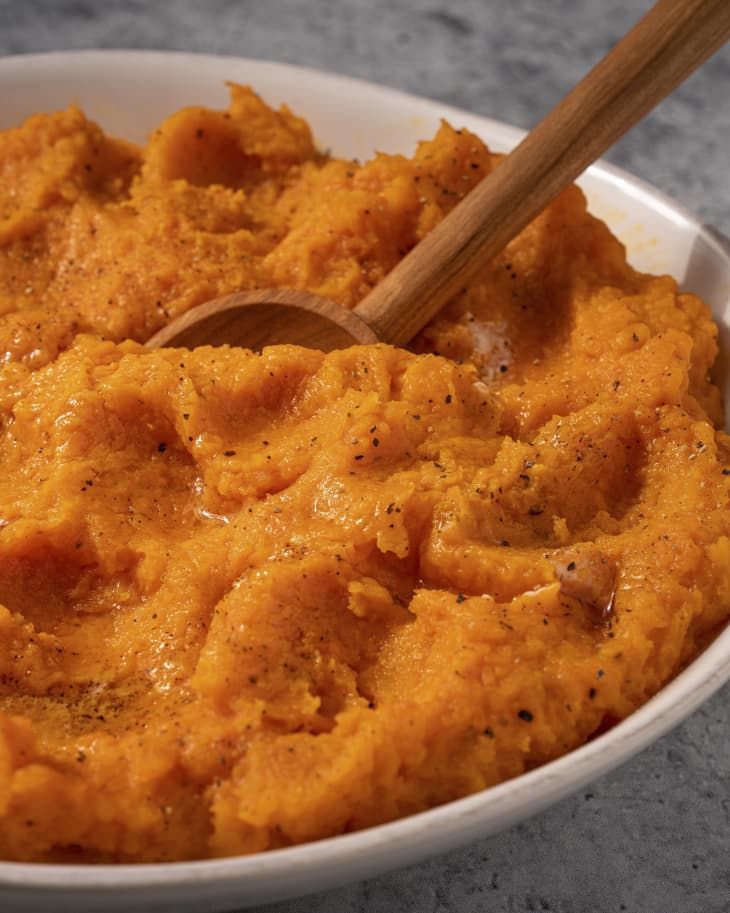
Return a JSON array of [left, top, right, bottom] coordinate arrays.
[[0, 50, 728, 913]]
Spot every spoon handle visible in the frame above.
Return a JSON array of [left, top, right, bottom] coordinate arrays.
[[353, 0, 730, 346]]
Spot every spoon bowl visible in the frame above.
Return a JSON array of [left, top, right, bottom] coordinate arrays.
[[145, 289, 377, 351]]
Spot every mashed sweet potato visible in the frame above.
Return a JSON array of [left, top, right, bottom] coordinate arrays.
[[0, 85, 728, 862]]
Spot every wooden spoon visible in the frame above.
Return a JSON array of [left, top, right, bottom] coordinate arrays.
[[147, 0, 730, 352]]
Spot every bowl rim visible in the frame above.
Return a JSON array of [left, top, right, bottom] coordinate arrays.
[[0, 48, 728, 899]]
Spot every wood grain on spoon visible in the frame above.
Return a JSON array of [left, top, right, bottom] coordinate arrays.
[[147, 0, 730, 353]]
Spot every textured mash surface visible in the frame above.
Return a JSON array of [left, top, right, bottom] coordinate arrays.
[[0, 86, 728, 862]]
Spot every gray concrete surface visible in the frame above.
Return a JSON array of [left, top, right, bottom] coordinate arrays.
[[0, 1, 728, 911]]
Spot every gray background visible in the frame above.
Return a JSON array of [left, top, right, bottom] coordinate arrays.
[[0, 2, 728, 911]]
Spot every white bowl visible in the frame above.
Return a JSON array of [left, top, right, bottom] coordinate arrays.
[[0, 50, 728, 913]]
